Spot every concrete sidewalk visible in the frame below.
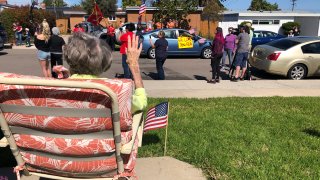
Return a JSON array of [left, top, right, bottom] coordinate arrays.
[[144, 79, 320, 98], [1, 157, 204, 180]]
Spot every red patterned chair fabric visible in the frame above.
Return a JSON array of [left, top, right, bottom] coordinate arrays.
[[0, 72, 140, 178]]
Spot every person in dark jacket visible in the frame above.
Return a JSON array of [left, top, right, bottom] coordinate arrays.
[[49, 27, 66, 78], [149, 30, 168, 80], [208, 27, 225, 84]]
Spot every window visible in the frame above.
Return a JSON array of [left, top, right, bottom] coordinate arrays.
[[108, 16, 116, 21], [262, 31, 277, 37], [259, 20, 273, 25], [301, 42, 320, 54], [267, 39, 301, 50], [178, 30, 193, 38], [252, 20, 280, 25], [252, 20, 259, 25], [164, 30, 176, 39]]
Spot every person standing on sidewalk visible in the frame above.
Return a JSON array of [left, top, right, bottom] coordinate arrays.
[[16, 22, 23, 46], [221, 27, 237, 70], [24, 28, 31, 47], [107, 23, 115, 51], [231, 26, 250, 82], [49, 27, 65, 78], [120, 23, 135, 79], [208, 27, 224, 84], [149, 30, 168, 80], [34, 20, 51, 77]]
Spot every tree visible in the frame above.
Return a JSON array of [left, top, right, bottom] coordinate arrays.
[[202, 0, 225, 38], [70, 4, 83, 10], [81, 0, 117, 18], [42, 0, 68, 7], [282, 21, 300, 35], [122, 0, 142, 8], [152, 0, 198, 30], [0, 6, 55, 43], [248, 0, 279, 11]]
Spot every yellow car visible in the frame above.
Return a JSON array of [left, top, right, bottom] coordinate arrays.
[[249, 37, 320, 80]]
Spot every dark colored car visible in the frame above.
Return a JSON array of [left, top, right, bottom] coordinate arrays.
[[0, 23, 7, 51], [252, 30, 285, 48], [140, 28, 212, 59]]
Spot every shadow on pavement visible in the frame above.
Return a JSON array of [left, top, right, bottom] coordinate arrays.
[[143, 72, 158, 80], [0, 52, 8, 56], [193, 75, 207, 81]]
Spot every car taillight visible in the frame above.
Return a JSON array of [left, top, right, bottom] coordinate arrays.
[[267, 52, 281, 61]]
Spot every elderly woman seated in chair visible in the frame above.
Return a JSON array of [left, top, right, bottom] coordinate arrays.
[[62, 32, 147, 112]]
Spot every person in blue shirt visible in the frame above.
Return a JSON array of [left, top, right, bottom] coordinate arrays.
[[149, 31, 168, 80]]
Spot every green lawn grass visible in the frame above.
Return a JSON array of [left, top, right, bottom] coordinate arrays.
[[140, 97, 320, 179]]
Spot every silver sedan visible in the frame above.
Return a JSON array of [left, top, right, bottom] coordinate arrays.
[[249, 37, 320, 80]]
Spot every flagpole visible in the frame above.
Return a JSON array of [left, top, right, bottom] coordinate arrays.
[[164, 102, 169, 156]]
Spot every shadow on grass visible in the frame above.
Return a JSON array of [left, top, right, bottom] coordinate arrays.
[[303, 128, 320, 138], [142, 134, 160, 145]]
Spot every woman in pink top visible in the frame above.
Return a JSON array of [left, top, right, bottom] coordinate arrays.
[[221, 27, 237, 69]]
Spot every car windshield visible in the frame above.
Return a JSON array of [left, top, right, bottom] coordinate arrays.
[[266, 39, 301, 50]]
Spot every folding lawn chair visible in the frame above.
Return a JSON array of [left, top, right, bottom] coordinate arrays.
[[0, 72, 144, 180]]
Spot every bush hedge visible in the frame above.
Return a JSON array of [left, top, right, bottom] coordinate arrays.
[[0, 6, 55, 43], [281, 22, 300, 35]]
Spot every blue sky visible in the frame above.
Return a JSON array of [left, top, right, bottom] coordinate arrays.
[[7, 0, 320, 11]]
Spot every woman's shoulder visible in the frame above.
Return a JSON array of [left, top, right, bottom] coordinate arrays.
[[36, 34, 45, 40]]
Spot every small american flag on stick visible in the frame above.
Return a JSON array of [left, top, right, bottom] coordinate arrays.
[[143, 102, 169, 132], [139, 1, 146, 15]]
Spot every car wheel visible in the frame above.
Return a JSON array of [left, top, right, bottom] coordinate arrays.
[[147, 48, 155, 59], [287, 64, 307, 80], [201, 47, 212, 59]]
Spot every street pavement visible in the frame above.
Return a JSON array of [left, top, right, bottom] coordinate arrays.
[[1, 46, 320, 180]]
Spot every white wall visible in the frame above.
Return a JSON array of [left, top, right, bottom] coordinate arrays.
[[219, 14, 239, 36], [219, 21, 238, 36], [238, 16, 294, 34], [294, 17, 320, 36]]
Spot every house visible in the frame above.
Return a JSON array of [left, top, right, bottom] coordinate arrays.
[[0, 0, 16, 12], [219, 11, 320, 36]]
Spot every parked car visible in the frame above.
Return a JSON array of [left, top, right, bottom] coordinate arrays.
[[115, 22, 147, 44], [252, 30, 285, 48], [139, 28, 212, 59], [78, 22, 108, 40], [249, 36, 320, 80], [0, 23, 7, 51]]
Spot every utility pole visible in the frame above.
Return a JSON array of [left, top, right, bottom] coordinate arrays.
[[53, 0, 58, 19], [291, 0, 297, 11]]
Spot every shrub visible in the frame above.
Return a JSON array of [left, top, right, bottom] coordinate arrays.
[[281, 22, 300, 35], [0, 6, 55, 43]]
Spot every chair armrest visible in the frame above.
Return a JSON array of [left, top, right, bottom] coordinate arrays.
[[0, 137, 8, 147], [121, 112, 143, 154]]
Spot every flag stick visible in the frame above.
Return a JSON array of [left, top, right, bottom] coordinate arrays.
[[164, 102, 169, 156]]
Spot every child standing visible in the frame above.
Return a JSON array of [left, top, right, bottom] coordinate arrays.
[[25, 28, 31, 47]]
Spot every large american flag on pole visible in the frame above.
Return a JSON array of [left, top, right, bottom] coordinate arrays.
[[143, 102, 169, 132], [139, 0, 146, 15]]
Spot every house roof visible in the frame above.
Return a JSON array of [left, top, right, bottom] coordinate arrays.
[[63, 10, 87, 15], [0, 3, 16, 8], [125, 6, 204, 11], [224, 11, 320, 17]]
